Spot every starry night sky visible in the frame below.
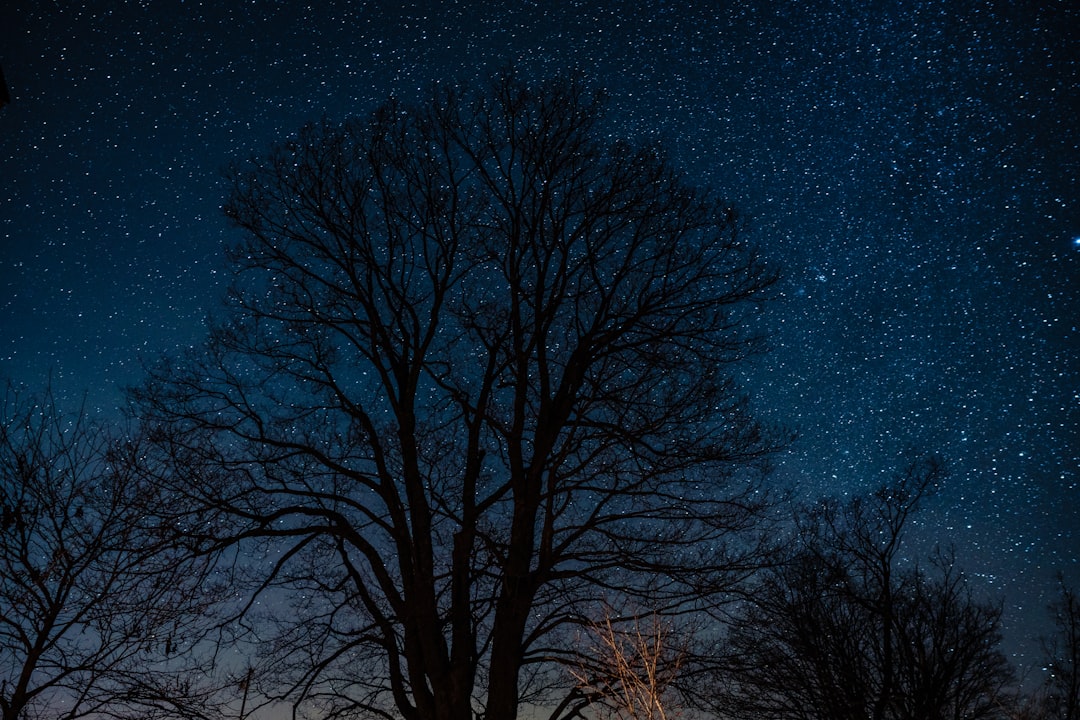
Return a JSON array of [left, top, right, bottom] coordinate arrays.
[[1, 0, 1077, 668]]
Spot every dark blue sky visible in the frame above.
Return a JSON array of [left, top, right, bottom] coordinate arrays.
[[1, 0, 1077, 666]]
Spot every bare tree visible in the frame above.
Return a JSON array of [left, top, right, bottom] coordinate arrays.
[[0, 385, 222, 720], [133, 72, 781, 720], [716, 458, 1017, 720], [1029, 576, 1080, 720], [568, 607, 687, 720]]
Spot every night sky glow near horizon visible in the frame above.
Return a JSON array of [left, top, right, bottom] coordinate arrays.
[[1, 0, 1077, 672]]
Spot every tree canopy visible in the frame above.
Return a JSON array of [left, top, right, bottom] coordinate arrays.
[[0, 386, 216, 720], [716, 459, 1017, 720], [134, 72, 781, 720]]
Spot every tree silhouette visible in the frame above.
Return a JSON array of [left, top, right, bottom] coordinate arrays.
[[134, 72, 780, 720], [0, 385, 219, 720], [1032, 576, 1080, 720], [716, 458, 1017, 720]]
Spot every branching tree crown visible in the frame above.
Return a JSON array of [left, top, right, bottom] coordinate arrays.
[[1035, 576, 1080, 720], [717, 458, 1018, 720], [0, 385, 218, 720], [135, 72, 780, 720]]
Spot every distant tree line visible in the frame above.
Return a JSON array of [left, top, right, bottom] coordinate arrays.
[[1, 72, 1075, 720]]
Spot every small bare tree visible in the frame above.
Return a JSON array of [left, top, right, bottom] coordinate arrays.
[[716, 458, 1018, 720], [1030, 576, 1080, 720], [569, 608, 687, 720], [0, 385, 220, 720]]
